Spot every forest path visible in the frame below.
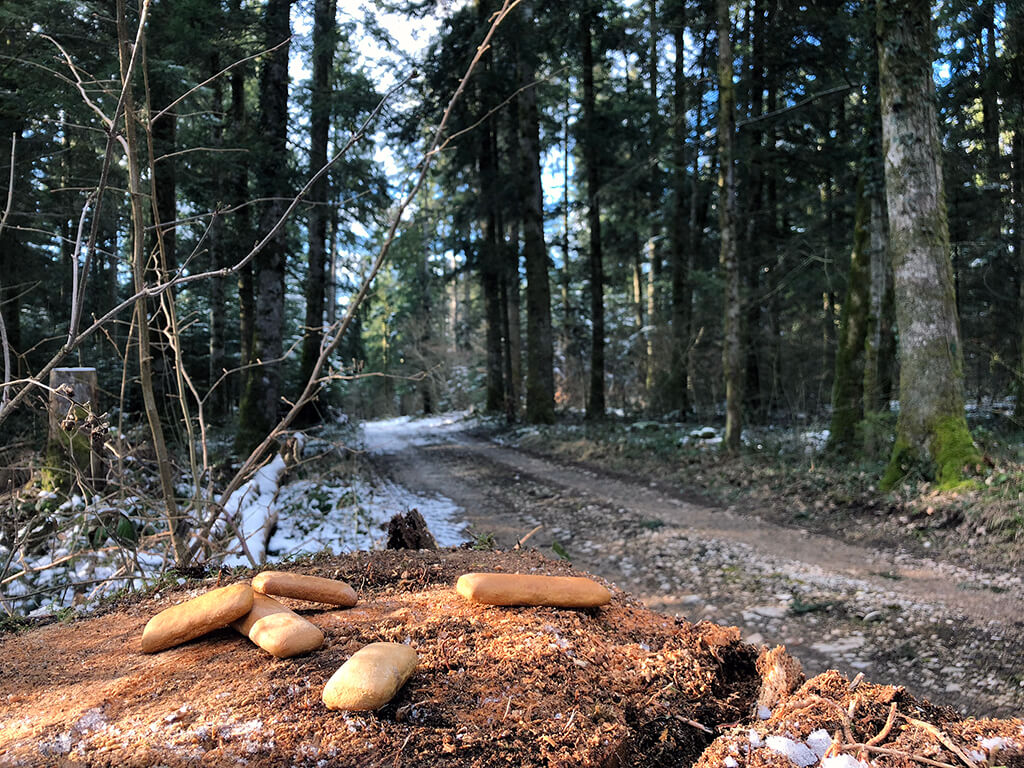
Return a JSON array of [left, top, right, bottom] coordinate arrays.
[[364, 416, 1024, 718]]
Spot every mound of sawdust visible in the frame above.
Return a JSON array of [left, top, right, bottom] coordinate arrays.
[[0, 549, 758, 767], [0, 548, 1020, 768]]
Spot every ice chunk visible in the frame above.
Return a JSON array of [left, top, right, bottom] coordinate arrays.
[[806, 729, 833, 759], [766, 736, 817, 767]]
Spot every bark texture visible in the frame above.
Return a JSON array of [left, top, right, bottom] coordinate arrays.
[[876, 0, 978, 488], [828, 177, 871, 453]]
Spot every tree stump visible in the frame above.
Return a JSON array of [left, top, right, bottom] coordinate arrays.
[[44, 367, 102, 491], [385, 509, 437, 550]]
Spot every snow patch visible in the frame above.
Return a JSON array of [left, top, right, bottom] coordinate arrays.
[[219, 455, 288, 567], [765, 736, 818, 767], [806, 729, 833, 759], [362, 411, 470, 454]]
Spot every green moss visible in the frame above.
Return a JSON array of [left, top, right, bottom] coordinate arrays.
[[880, 415, 980, 491], [932, 415, 981, 489], [880, 437, 917, 491]]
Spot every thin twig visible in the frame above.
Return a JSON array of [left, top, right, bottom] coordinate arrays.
[[153, 146, 248, 163], [434, 66, 568, 153], [151, 37, 291, 123], [844, 743, 959, 768], [514, 524, 543, 549], [736, 83, 854, 130]]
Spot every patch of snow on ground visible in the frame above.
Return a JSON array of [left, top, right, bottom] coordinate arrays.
[[362, 411, 470, 454], [230, 414, 471, 562], [220, 455, 288, 567], [268, 476, 467, 558]]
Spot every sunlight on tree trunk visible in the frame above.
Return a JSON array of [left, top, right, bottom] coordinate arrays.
[[877, 0, 979, 489]]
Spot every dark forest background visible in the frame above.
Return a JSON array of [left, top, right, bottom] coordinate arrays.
[[1, 0, 1022, 477]]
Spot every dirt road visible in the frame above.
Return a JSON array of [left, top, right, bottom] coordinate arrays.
[[365, 417, 1024, 718]]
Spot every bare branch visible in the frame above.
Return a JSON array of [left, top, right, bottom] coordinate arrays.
[[153, 146, 248, 163], [151, 37, 292, 124], [736, 83, 854, 130]]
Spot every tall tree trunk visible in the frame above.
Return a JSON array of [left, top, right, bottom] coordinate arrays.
[[146, 1, 178, 421], [828, 177, 871, 452], [877, 0, 978, 489], [742, 0, 766, 420], [520, 0, 555, 424], [505, 219, 522, 415], [668, 6, 692, 417], [980, 0, 1001, 254], [862, 45, 894, 419], [644, 0, 660, 402], [559, 95, 579, 408], [0, 128, 23, 365], [237, 0, 291, 455], [298, 0, 336, 424], [863, 176, 894, 415], [478, 85, 505, 414], [582, 0, 605, 419], [1009, 2, 1024, 419], [717, 0, 742, 451]]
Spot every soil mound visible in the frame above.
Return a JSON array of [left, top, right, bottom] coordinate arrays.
[[0, 549, 1020, 767]]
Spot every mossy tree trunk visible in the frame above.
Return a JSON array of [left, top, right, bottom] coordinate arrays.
[[828, 177, 871, 453], [717, 0, 743, 452], [877, 0, 979, 489]]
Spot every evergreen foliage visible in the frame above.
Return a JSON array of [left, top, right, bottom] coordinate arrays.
[[0, 0, 1020, 490]]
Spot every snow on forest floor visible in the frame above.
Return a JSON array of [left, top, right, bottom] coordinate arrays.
[[3, 415, 472, 618], [256, 412, 472, 561]]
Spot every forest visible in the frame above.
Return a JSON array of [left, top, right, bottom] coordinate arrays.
[[0, 0, 1022, 598]]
